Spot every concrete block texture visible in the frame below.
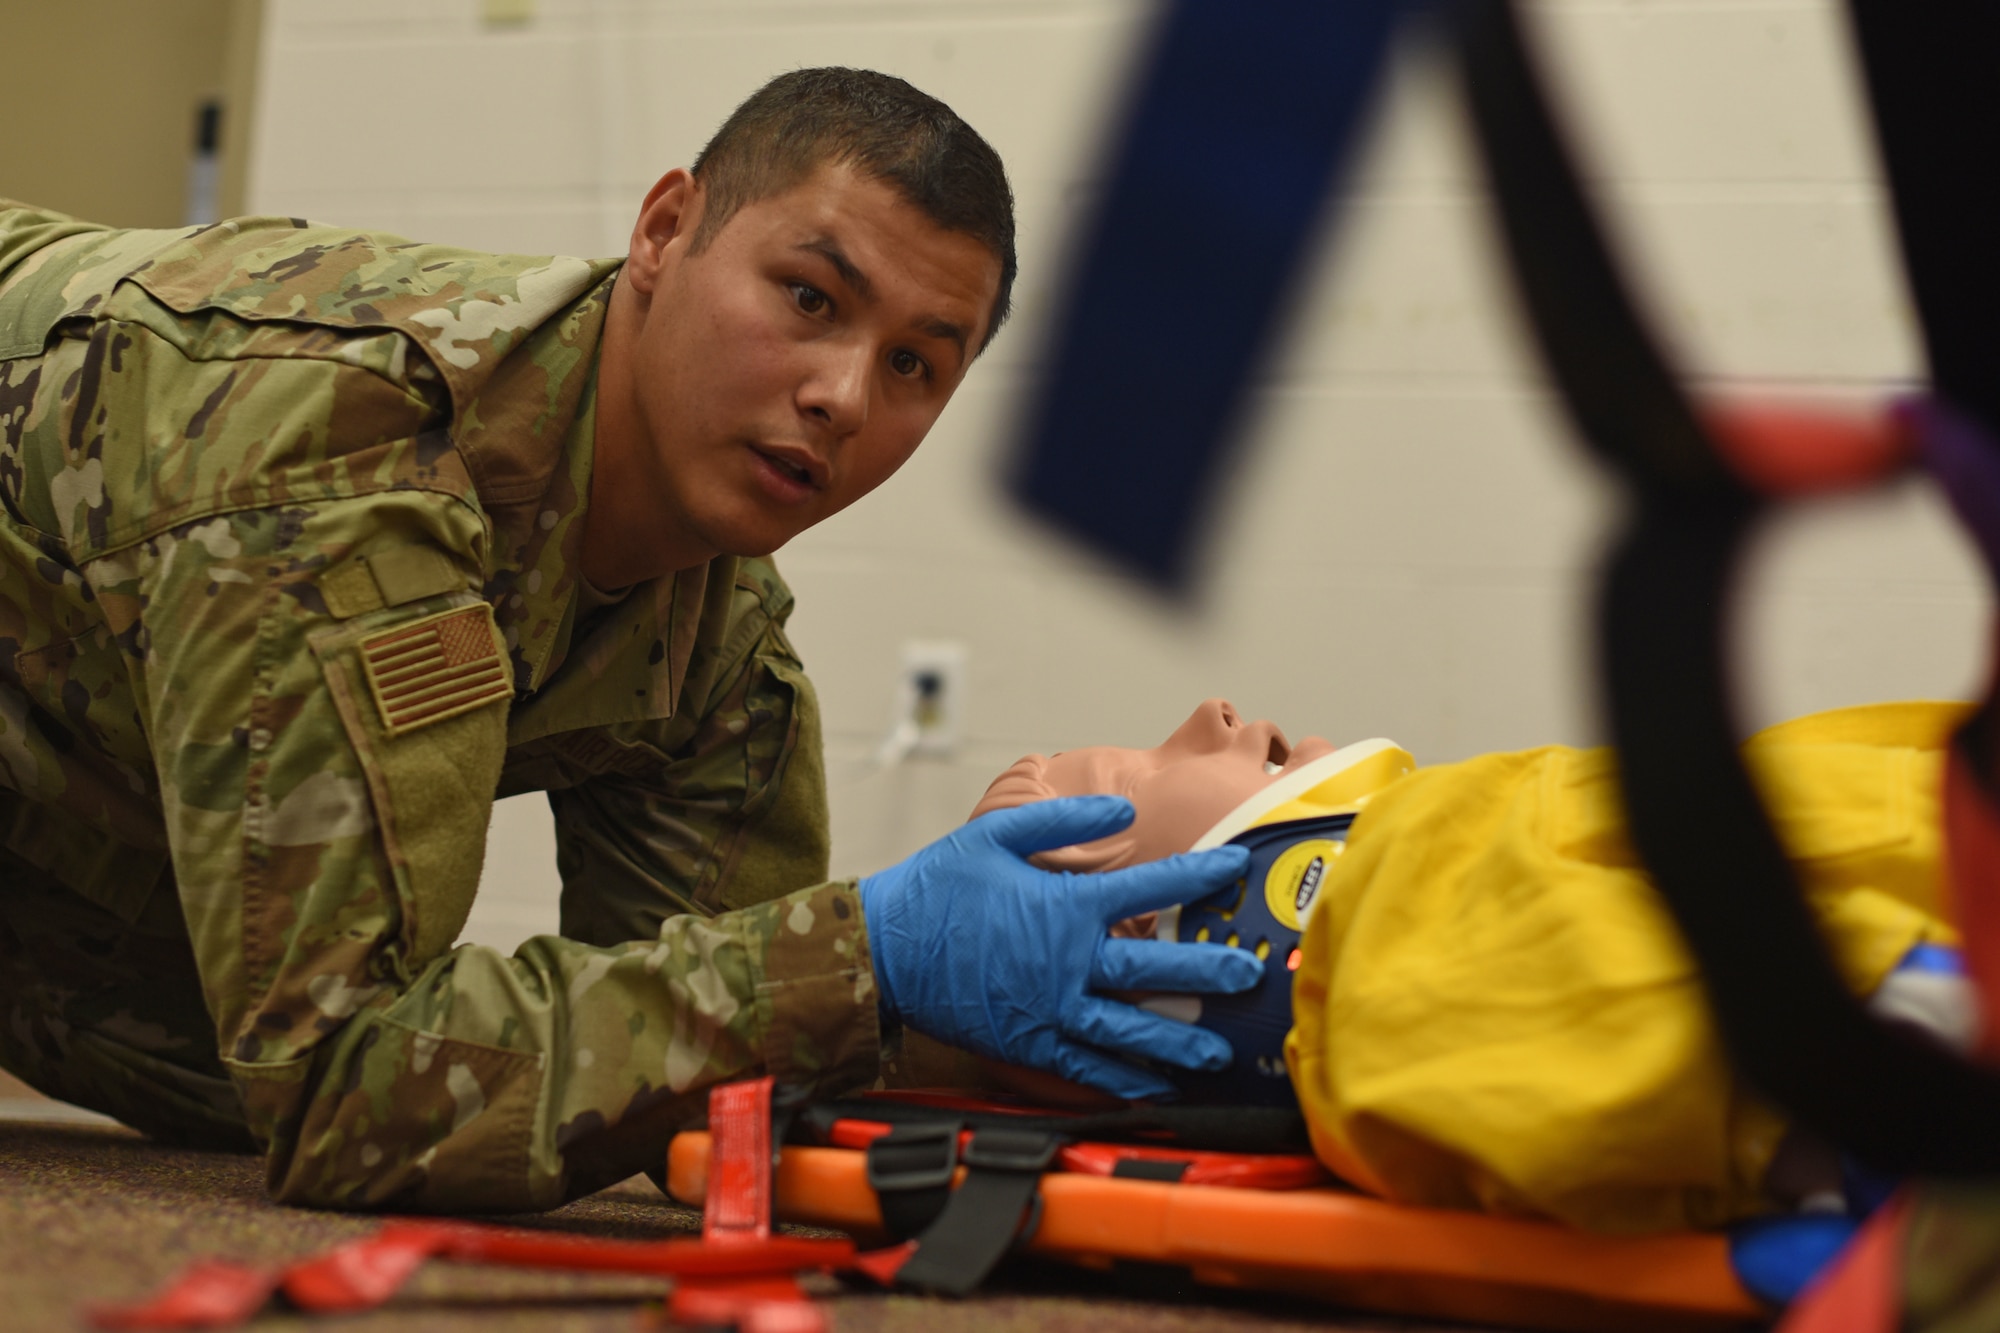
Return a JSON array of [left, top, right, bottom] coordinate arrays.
[[246, 0, 1971, 940]]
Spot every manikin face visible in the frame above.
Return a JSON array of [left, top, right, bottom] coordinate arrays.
[[610, 162, 1002, 564], [973, 699, 1338, 871], [960, 699, 1334, 1108]]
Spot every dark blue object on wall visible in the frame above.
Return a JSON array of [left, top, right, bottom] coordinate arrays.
[[1009, 0, 1403, 588]]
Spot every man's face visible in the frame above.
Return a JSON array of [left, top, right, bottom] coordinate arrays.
[[612, 162, 1001, 564]]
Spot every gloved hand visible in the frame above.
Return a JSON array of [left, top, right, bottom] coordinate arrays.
[[860, 795, 1261, 1100]]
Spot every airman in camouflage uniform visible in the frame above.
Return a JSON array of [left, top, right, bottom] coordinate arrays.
[[0, 196, 880, 1210], [0, 65, 1325, 1216], [0, 64, 1247, 1219]]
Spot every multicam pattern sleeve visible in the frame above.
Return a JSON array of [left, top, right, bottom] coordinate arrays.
[[0, 202, 880, 1210]]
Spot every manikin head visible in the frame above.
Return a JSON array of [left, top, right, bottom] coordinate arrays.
[[971, 699, 1339, 870], [960, 699, 1338, 1107], [588, 68, 1015, 586]]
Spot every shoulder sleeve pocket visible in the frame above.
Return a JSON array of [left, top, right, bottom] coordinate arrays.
[[310, 596, 512, 968]]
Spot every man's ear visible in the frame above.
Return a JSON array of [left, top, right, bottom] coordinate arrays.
[[625, 168, 700, 297]]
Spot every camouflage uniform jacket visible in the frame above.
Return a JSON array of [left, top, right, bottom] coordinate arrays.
[[0, 202, 880, 1209]]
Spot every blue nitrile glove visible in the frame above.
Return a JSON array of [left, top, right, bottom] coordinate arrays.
[[1728, 1215, 1861, 1306], [859, 794, 1262, 1101]]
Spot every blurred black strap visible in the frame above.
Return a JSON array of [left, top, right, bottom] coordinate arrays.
[[1454, 0, 2000, 1172]]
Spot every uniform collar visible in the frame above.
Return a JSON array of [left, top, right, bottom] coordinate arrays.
[[456, 270, 619, 693], [461, 268, 735, 741]]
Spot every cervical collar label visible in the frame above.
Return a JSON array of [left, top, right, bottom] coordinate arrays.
[[1265, 839, 1340, 931]]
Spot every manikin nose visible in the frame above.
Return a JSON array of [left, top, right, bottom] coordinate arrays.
[[1170, 699, 1239, 750], [1175, 699, 1286, 760], [1218, 707, 1293, 767]]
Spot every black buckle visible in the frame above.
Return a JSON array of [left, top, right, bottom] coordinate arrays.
[[960, 1127, 1058, 1174], [865, 1120, 961, 1194], [888, 1126, 1060, 1296]]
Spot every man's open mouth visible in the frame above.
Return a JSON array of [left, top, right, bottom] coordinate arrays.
[[756, 446, 823, 489]]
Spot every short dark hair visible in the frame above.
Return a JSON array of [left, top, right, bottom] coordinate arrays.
[[691, 67, 1017, 350]]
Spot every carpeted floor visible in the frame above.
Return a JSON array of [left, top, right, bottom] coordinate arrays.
[[0, 1077, 1503, 1332]]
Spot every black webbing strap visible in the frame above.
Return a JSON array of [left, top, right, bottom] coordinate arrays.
[[1452, 0, 2000, 1173], [1843, 5, 2000, 448], [1843, 4, 2000, 795], [838, 1099, 1299, 1294], [1453, 0, 1731, 497], [891, 1127, 1059, 1297], [864, 1120, 961, 1242]]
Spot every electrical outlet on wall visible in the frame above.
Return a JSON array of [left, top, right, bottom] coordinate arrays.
[[895, 640, 966, 759]]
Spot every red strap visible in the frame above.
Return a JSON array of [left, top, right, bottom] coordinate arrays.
[[683, 1078, 840, 1324], [91, 1076, 821, 1328], [1703, 402, 1915, 497], [827, 1116, 924, 1151], [87, 1219, 860, 1327], [706, 1076, 777, 1244], [441, 1228, 853, 1276], [280, 1227, 447, 1312], [1944, 746, 2000, 1061], [849, 1241, 921, 1288], [86, 1227, 456, 1327], [1775, 1191, 1908, 1333], [1058, 1140, 1330, 1188], [670, 1273, 825, 1332], [87, 1261, 278, 1330]]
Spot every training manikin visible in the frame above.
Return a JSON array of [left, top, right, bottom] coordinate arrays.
[[961, 699, 1968, 1235]]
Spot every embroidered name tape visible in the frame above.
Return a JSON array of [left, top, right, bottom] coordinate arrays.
[[359, 605, 512, 737]]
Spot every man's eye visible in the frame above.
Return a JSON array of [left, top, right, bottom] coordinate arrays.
[[790, 283, 829, 315], [890, 349, 929, 380]]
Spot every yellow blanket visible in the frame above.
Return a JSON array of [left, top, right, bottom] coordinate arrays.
[[1287, 701, 1965, 1234]]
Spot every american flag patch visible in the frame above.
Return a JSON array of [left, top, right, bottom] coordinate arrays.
[[358, 605, 512, 737]]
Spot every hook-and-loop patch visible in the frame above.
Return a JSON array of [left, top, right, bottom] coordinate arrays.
[[359, 604, 512, 737]]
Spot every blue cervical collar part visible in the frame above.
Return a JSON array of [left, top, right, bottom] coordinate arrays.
[[1168, 812, 1356, 1106]]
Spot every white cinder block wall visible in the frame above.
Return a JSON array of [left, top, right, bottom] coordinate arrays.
[[246, 0, 1987, 951]]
